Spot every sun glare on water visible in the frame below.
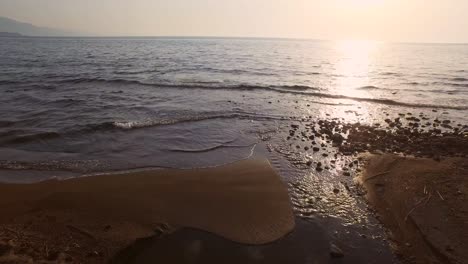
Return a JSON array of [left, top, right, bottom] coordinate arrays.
[[334, 39, 380, 93], [328, 40, 382, 121]]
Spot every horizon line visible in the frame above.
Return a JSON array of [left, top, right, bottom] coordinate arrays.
[[3, 33, 468, 45]]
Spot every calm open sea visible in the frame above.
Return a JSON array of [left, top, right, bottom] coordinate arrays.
[[1, 37, 467, 182]]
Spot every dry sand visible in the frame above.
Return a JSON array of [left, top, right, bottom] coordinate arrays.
[[359, 154, 468, 264], [0, 159, 295, 263]]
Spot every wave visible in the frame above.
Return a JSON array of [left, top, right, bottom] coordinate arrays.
[[50, 77, 468, 110], [1, 131, 61, 144], [0, 80, 21, 85], [108, 112, 284, 130], [380, 72, 402, 76], [358, 85, 463, 94], [450, 77, 468, 82], [266, 89, 468, 110], [0, 112, 285, 145], [4, 77, 466, 116], [432, 82, 468, 88], [356, 85, 381, 90], [167, 143, 256, 153], [51, 77, 322, 92]]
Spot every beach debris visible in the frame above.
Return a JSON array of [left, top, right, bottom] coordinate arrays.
[[404, 193, 432, 222], [436, 190, 445, 201], [364, 171, 391, 182], [329, 243, 344, 258]]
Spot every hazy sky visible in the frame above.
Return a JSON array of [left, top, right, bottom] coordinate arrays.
[[1, 0, 467, 43]]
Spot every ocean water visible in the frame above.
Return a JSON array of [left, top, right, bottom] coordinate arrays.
[[1, 37, 467, 182]]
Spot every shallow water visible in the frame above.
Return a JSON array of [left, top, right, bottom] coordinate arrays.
[[1, 37, 467, 178]]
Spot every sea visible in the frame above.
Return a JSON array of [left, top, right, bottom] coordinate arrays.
[[0, 37, 467, 183]]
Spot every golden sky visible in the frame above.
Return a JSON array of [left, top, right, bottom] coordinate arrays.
[[1, 0, 467, 43]]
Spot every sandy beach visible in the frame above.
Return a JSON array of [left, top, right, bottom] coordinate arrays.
[[0, 159, 294, 263], [359, 154, 468, 264]]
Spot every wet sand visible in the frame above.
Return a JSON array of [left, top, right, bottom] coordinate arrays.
[[1, 110, 467, 264], [0, 159, 294, 263], [359, 154, 468, 264]]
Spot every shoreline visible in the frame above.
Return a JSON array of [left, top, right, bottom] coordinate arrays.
[[0, 112, 467, 263], [0, 159, 294, 263]]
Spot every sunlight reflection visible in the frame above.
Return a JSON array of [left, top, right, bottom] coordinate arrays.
[[330, 40, 381, 122], [334, 40, 379, 94]]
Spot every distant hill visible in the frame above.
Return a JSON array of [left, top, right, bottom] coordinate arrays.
[[0, 16, 81, 36], [0, 32, 22, 37]]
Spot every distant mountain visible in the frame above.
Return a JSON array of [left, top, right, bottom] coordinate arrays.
[[0, 32, 22, 37], [0, 16, 81, 36]]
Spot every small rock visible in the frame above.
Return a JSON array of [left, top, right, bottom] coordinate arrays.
[[333, 188, 340, 194], [331, 133, 344, 145]]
